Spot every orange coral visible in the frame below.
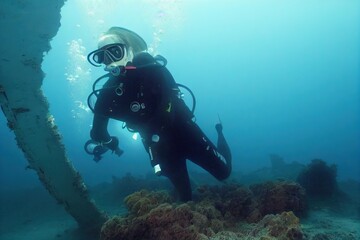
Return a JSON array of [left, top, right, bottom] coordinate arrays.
[[124, 189, 173, 216], [100, 190, 210, 240], [100, 182, 306, 240], [195, 184, 255, 222], [259, 211, 303, 240]]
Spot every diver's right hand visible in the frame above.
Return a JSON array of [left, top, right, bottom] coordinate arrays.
[[105, 136, 119, 150], [113, 147, 124, 157]]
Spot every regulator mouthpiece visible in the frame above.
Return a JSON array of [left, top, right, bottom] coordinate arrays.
[[105, 64, 121, 76]]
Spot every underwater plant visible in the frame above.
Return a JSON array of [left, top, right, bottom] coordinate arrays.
[[296, 159, 338, 199]]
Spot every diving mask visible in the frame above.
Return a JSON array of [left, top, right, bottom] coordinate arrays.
[[87, 43, 126, 67]]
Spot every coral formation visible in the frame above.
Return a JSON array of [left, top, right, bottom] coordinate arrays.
[[100, 190, 207, 240], [260, 212, 303, 239], [195, 184, 255, 222], [124, 189, 173, 216], [100, 181, 306, 240], [246, 211, 303, 240], [250, 181, 307, 217]]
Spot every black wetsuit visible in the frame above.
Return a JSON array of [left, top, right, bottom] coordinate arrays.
[[90, 52, 232, 201]]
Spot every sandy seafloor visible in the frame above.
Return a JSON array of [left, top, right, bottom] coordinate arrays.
[[1, 184, 359, 240]]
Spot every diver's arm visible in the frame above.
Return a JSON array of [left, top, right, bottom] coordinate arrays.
[[90, 113, 111, 142], [90, 113, 122, 156]]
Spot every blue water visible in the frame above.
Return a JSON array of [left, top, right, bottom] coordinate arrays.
[[1, 0, 359, 191]]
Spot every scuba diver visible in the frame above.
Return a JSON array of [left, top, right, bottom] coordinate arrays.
[[85, 27, 232, 202]]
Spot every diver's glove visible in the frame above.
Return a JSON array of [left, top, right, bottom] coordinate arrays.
[[104, 136, 124, 157], [85, 137, 123, 161], [93, 145, 107, 162], [113, 147, 124, 157]]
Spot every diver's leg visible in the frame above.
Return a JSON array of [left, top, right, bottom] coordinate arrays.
[[161, 157, 192, 202], [186, 122, 232, 180], [143, 127, 192, 202]]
